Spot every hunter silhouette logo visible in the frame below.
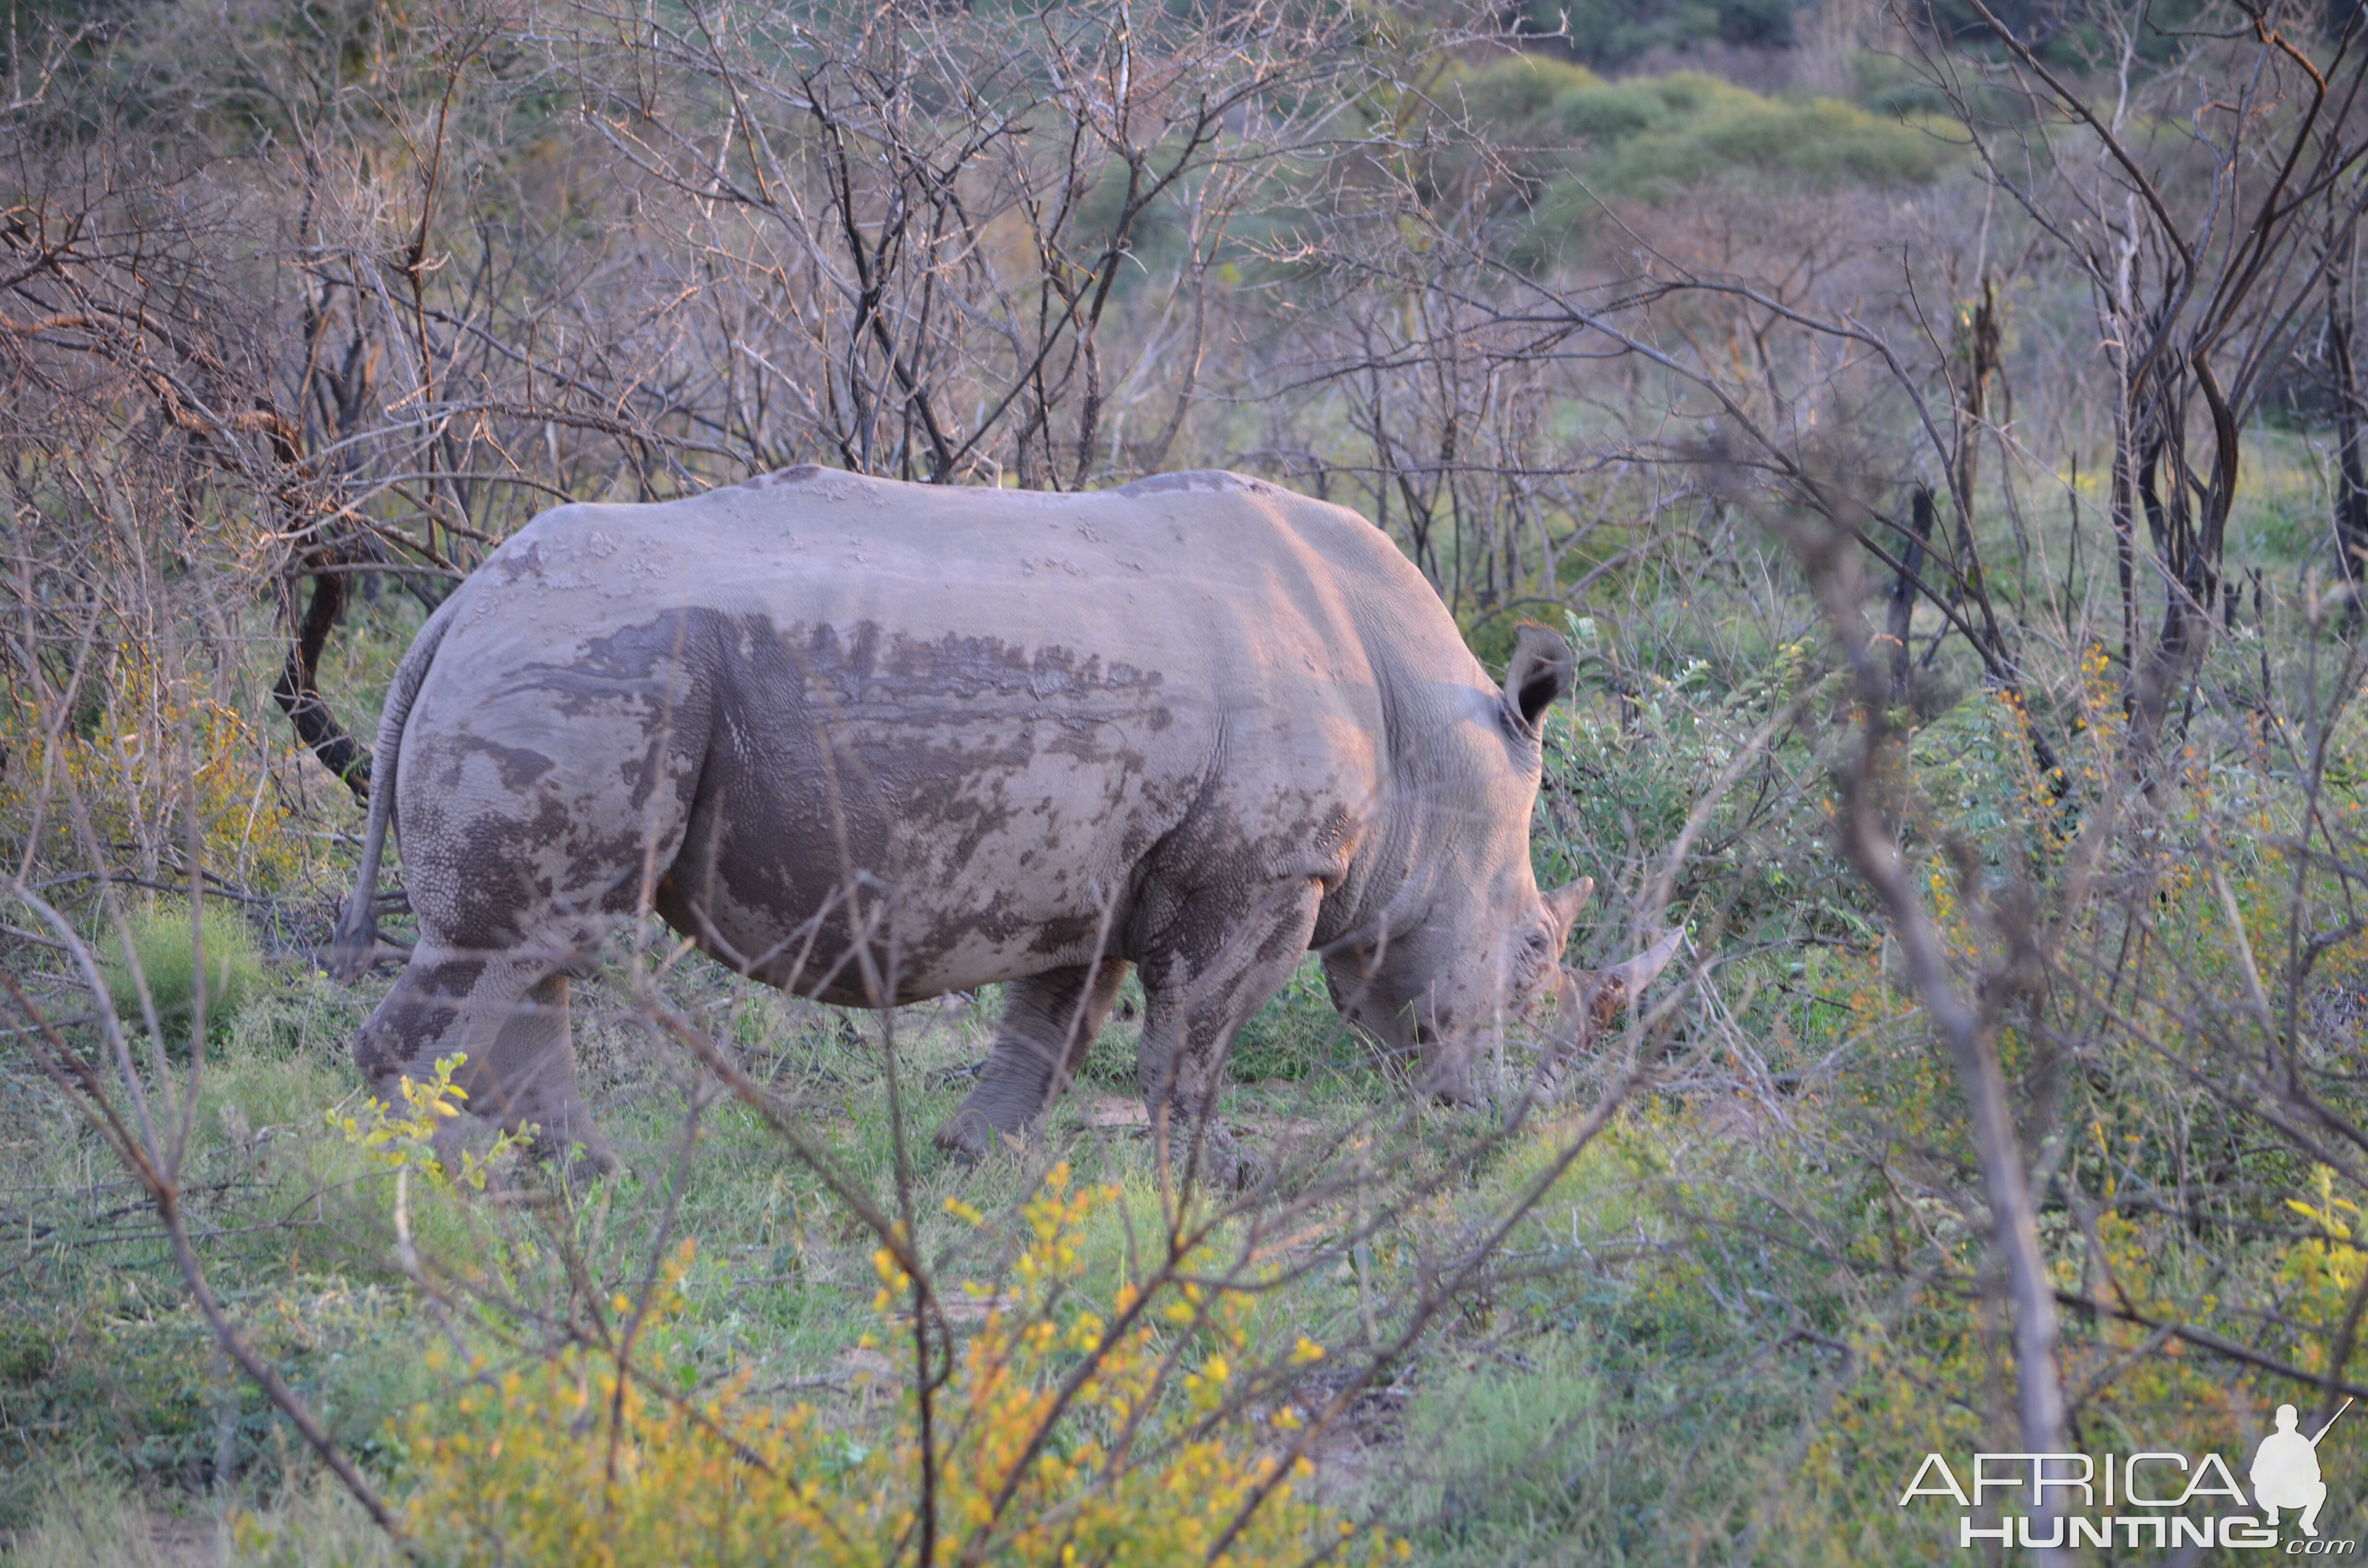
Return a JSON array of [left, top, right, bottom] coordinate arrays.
[[2254, 1400, 2349, 1539]]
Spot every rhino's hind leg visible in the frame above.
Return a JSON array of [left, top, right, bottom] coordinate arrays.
[[1136, 879, 1322, 1190], [354, 945, 613, 1178], [934, 959, 1130, 1160]]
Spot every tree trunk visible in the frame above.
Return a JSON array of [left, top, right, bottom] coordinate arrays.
[[2332, 222, 2368, 617], [1887, 484, 1936, 699], [271, 570, 372, 804]]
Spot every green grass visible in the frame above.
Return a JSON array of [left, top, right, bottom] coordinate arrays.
[[97, 899, 267, 1041]]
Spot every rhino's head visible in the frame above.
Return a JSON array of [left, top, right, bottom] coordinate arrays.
[[1320, 624, 1680, 1102]]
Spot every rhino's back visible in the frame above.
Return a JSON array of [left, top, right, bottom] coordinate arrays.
[[443, 467, 1439, 675]]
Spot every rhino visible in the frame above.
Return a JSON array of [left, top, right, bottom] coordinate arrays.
[[330, 466, 1675, 1177]]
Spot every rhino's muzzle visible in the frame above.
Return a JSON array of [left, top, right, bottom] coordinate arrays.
[[1412, 1023, 1484, 1105]]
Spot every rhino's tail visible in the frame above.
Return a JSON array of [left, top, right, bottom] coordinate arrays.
[[328, 595, 461, 981]]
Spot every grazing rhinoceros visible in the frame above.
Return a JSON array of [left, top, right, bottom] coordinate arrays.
[[330, 467, 1675, 1177]]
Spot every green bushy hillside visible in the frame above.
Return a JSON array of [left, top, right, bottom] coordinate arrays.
[[1443, 57, 1957, 270]]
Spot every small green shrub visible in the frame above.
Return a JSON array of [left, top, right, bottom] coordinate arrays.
[[99, 898, 265, 1035]]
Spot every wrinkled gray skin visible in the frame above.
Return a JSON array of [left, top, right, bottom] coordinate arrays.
[[332, 467, 1661, 1179]]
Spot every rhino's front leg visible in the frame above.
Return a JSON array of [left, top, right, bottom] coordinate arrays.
[[933, 958, 1131, 1159], [1137, 879, 1322, 1190]]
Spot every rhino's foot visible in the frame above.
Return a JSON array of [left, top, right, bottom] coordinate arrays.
[[936, 1064, 1063, 1164], [1211, 1138, 1262, 1195], [543, 1132, 619, 1196], [425, 1107, 510, 1186], [1158, 1114, 1257, 1194], [422, 1104, 615, 1196], [933, 1105, 1001, 1164]]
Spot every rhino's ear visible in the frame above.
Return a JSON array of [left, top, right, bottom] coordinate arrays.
[[1502, 624, 1576, 736]]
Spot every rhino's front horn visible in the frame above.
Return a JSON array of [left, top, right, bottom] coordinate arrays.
[[1567, 928, 1687, 1037]]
